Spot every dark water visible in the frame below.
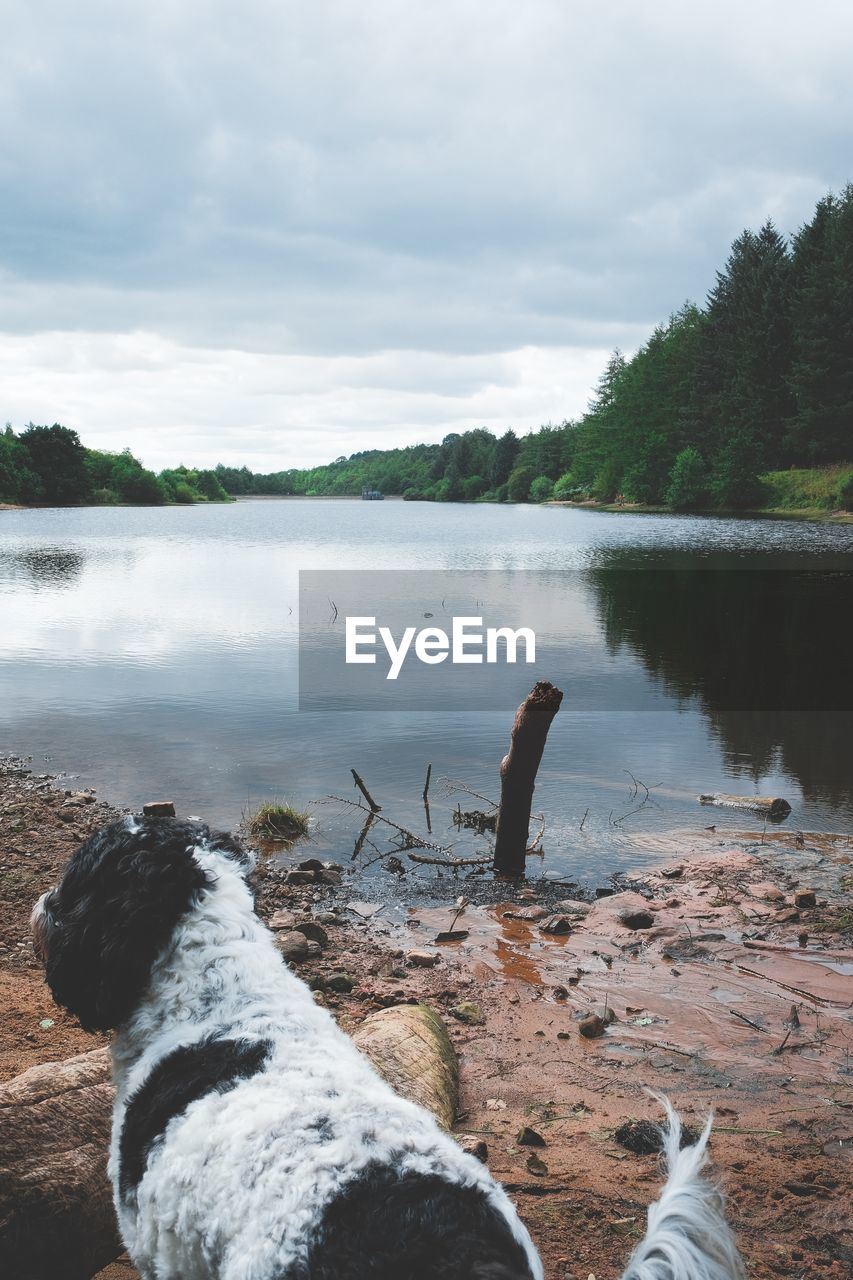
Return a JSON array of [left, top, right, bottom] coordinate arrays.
[[1, 499, 851, 883]]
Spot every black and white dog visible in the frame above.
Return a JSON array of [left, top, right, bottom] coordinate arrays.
[[32, 816, 745, 1280]]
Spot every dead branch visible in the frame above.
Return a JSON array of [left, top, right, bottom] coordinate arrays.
[[351, 768, 381, 812]]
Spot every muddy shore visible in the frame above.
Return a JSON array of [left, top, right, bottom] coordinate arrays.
[[1, 757, 851, 1279]]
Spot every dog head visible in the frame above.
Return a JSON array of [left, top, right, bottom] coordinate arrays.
[[32, 815, 250, 1032]]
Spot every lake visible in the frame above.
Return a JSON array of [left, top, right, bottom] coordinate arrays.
[[1, 498, 851, 886]]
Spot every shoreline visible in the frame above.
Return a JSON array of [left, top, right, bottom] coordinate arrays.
[[2, 757, 851, 1278]]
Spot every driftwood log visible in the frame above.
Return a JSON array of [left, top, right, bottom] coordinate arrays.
[[0, 1047, 119, 1280], [699, 793, 791, 820], [494, 680, 564, 876], [0, 1005, 459, 1279]]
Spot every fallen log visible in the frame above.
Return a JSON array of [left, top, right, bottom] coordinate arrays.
[[698, 793, 791, 820], [0, 1047, 119, 1280], [352, 1003, 459, 1131], [494, 680, 564, 876], [1, 1006, 459, 1278]]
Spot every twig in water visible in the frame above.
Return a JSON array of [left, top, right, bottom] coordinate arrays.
[[579, 807, 590, 832], [351, 768, 381, 812], [423, 764, 432, 802], [328, 598, 338, 622]]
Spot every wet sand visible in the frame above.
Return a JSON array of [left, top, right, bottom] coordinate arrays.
[[2, 758, 850, 1278]]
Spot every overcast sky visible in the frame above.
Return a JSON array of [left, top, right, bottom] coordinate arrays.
[[2, 1, 851, 472]]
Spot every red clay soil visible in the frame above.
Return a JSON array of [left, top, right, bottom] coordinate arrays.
[[2, 758, 851, 1279]]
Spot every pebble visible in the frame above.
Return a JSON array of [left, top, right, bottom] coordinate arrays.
[[794, 889, 816, 908], [578, 1014, 607, 1039], [142, 800, 176, 818], [516, 1126, 546, 1147], [451, 1001, 485, 1025], [457, 1135, 489, 1163], [276, 931, 310, 961], [407, 950, 439, 968]]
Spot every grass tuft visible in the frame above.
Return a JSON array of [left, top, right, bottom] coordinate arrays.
[[248, 801, 310, 842]]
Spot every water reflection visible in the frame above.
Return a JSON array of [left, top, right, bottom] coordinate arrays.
[[588, 555, 853, 805], [0, 547, 86, 588]]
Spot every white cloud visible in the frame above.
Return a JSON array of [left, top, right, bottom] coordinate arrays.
[[1, 0, 851, 466]]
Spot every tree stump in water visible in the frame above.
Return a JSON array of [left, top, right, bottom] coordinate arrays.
[[494, 680, 564, 876], [1, 1007, 459, 1277]]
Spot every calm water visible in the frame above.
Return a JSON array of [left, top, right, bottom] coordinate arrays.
[[1, 499, 851, 883]]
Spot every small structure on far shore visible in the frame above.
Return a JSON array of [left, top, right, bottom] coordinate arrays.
[[361, 487, 384, 500]]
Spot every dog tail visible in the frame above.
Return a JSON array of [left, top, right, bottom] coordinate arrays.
[[619, 1096, 745, 1280]]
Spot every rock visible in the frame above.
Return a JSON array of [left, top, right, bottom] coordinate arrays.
[[298, 858, 326, 872], [525, 1153, 548, 1177], [502, 905, 550, 922], [794, 889, 816, 908], [595, 886, 615, 898], [316, 868, 342, 885], [142, 801, 176, 818], [294, 920, 329, 947], [600, 1006, 618, 1025], [285, 869, 316, 885], [268, 909, 297, 931], [450, 1001, 485, 1026], [539, 915, 573, 935], [661, 866, 684, 879], [774, 908, 801, 923], [614, 1118, 701, 1155], [435, 929, 469, 943], [305, 940, 322, 957], [276, 931, 310, 961], [458, 1135, 489, 1163], [407, 950, 439, 968], [516, 1126, 546, 1147], [314, 910, 339, 925], [579, 1015, 607, 1039], [325, 972, 355, 993], [619, 910, 655, 931]]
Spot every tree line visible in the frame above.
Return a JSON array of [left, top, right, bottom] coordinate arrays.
[[0, 424, 230, 506], [3, 183, 851, 512]]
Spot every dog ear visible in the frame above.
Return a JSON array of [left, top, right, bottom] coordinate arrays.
[[44, 818, 212, 1032]]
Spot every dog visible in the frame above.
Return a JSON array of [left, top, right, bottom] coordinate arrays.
[[32, 816, 745, 1280]]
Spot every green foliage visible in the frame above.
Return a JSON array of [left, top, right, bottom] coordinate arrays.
[[20, 424, 91, 505], [529, 476, 554, 502], [86, 448, 165, 504], [507, 464, 537, 503], [665, 447, 707, 511], [760, 464, 853, 511], [552, 471, 576, 499]]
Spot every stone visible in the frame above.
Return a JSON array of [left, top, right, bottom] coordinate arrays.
[[619, 910, 655, 931], [407, 950, 439, 968], [325, 972, 355, 993], [516, 1126, 546, 1147], [540, 914, 573, 936], [458, 1135, 489, 1163], [450, 1001, 485, 1026], [268, 909, 297, 931], [502, 905, 550, 922], [298, 858, 326, 872], [142, 801, 176, 818], [285, 869, 316, 885], [794, 889, 816, 908], [316, 868, 342, 885], [525, 1153, 548, 1177], [579, 1015, 607, 1039], [305, 940, 322, 957], [294, 920, 329, 947], [276, 931, 310, 961], [773, 908, 801, 923]]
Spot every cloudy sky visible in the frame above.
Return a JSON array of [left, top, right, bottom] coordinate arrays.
[[2, 1, 851, 472]]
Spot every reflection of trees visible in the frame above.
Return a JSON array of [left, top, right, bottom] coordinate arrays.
[[3, 548, 85, 587], [588, 558, 852, 806]]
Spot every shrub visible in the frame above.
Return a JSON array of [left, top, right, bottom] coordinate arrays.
[[553, 471, 575, 499], [248, 802, 310, 842], [507, 465, 537, 503], [529, 476, 554, 502]]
